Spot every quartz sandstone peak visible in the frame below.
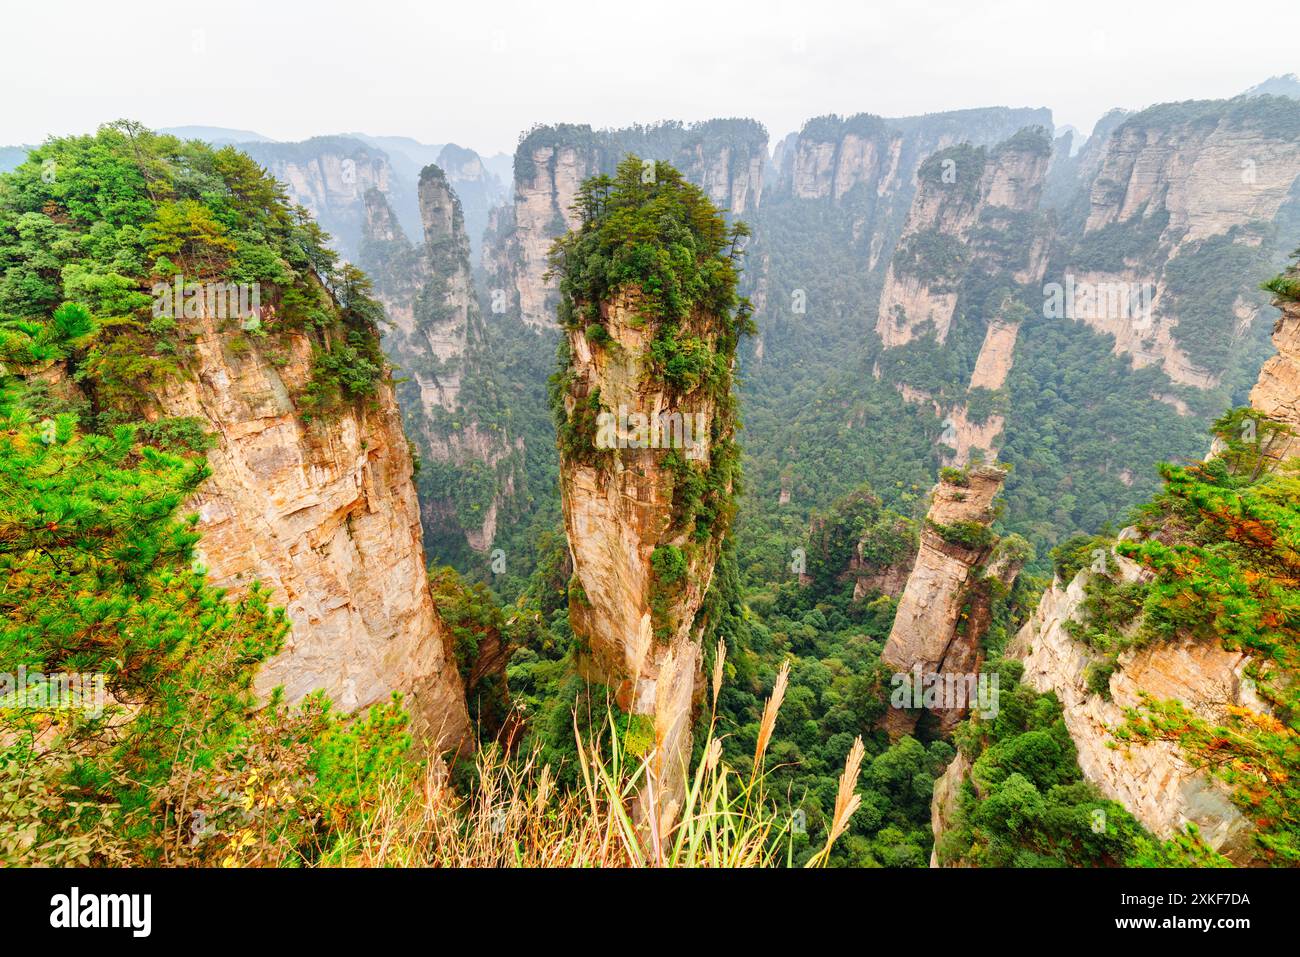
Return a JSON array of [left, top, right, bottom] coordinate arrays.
[[150, 299, 472, 752], [880, 465, 1022, 737], [360, 169, 518, 553], [483, 122, 766, 329], [559, 291, 731, 830]]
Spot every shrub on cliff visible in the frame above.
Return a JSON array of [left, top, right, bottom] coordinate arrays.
[[0, 121, 387, 425], [0, 396, 435, 866], [546, 154, 753, 379]]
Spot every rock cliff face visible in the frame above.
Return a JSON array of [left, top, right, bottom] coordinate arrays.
[[975, 280, 1300, 864], [146, 299, 472, 752], [888, 302, 1024, 468], [559, 291, 734, 832], [359, 168, 518, 552], [483, 121, 767, 329], [968, 315, 1021, 390], [1007, 560, 1260, 862], [880, 465, 1021, 736], [877, 132, 1052, 349], [929, 749, 971, 867], [1055, 97, 1300, 388], [239, 137, 409, 262], [483, 137, 598, 330], [1249, 282, 1300, 461], [872, 131, 1051, 467], [1042, 109, 1130, 216], [773, 108, 1052, 272]]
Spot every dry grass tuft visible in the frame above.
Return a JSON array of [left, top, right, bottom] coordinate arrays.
[[320, 660, 862, 868]]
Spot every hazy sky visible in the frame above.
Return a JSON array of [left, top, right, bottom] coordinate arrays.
[[4, 0, 1296, 156]]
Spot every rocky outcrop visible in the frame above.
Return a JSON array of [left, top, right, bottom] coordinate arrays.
[[880, 465, 1021, 737], [482, 121, 767, 329], [1008, 560, 1261, 862], [969, 316, 1021, 390], [798, 497, 917, 599], [485, 135, 598, 329], [940, 405, 1006, 468], [147, 300, 472, 753], [849, 521, 917, 601], [1056, 97, 1300, 388], [360, 168, 518, 552], [894, 379, 1008, 468], [433, 143, 507, 260], [786, 114, 900, 203]]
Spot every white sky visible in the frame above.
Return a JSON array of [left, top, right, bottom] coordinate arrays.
[[3, 0, 1296, 157]]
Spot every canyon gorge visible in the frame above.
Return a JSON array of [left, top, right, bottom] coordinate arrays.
[[4, 76, 1300, 869]]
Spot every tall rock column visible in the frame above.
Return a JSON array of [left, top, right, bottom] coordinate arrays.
[[880, 465, 1022, 737], [551, 158, 748, 833], [875, 128, 1052, 350], [359, 167, 519, 554], [480, 120, 768, 331]]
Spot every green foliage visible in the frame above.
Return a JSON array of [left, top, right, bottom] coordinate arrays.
[[1063, 572, 1148, 654], [0, 122, 387, 427], [548, 155, 749, 343], [891, 228, 969, 288], [1069, 205, 1169, 273], [938, 662, 1175, 867], [1109, 447, 1300, 862], [135, 416, 216, 454], [1208, 406, 1296, 479], [0, 410, 274, 860], [650, 543, 688, 585], [426, 566, 515, 737], [916, 143, 986, 204], [928, 518, 997, 551], [649, 544, 689, 640], [1264, 270, 1300, 303], [1163, 229, 1272, 377], [940, 466, 971, 487], [1050, 533, 1114, 582]]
